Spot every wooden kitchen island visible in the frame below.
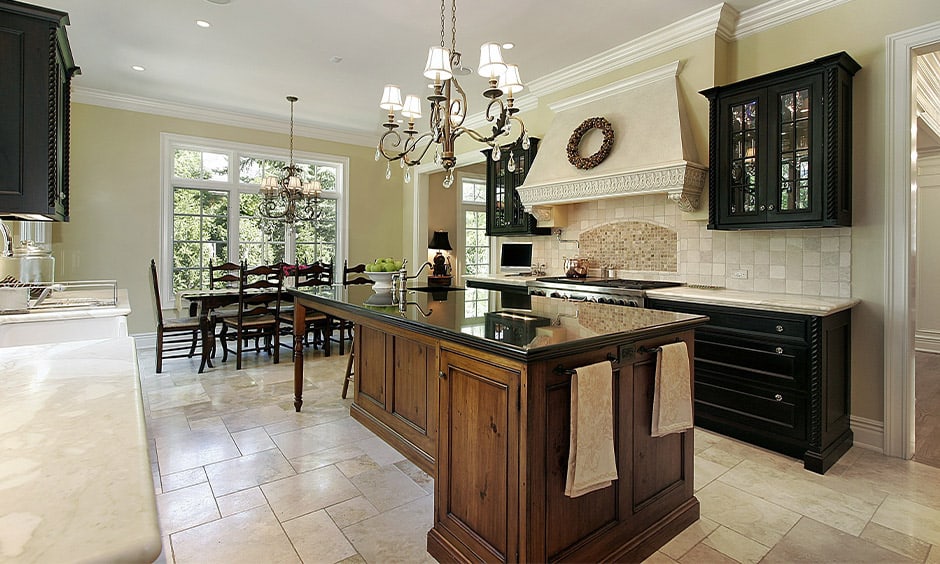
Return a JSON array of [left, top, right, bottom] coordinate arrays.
[[290, 285, 707, 563]]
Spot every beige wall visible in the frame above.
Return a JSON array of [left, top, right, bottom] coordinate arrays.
[[57, 103, 402, 334], [916, 154, 940, 349]]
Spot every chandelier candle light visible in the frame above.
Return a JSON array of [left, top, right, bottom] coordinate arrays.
[[376, 0, 529, 187], [259, 96, 322, 226]]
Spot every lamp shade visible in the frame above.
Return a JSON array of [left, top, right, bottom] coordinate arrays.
[[379, 85, 404, 111], [401, 95, 423, 119], [497, 63, 524, 95], [478, 43, 507, 79], [423, 46, 453, 82], [428, 230, 453, 251]]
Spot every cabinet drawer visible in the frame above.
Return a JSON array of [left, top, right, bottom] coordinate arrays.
[[695, 379, 806, 443], [695, 330, 808, 389], [647, 300, 807, 341]]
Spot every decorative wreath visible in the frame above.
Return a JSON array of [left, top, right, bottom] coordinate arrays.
[[566, 117, 615, 170]]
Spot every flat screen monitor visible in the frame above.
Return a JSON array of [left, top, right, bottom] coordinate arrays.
[[499, 242, 532, 274]]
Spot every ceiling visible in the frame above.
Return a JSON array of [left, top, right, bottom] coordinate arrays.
[[42, 0, 782, 144]]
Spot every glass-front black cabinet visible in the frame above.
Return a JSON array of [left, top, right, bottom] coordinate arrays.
[[701, 52, 859, 230], [483, 137, 549, 236]]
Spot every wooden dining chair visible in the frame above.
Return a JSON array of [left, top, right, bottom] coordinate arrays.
[[332, 260, 373, 361], [343, 260, 372, 286], [280, 262, 333, 353], [150, 259, 202, 373], [219, 263, 283, 369]]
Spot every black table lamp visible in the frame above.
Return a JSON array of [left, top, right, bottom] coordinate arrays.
[[428, 230, 453, 285]]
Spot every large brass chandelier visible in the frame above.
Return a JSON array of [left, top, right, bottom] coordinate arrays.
[[375, 0, 529, 187], [259, 96, 322, 225]]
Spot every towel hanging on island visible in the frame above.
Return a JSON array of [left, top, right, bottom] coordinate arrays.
[[651, 341, 693, 437], [565, 360, 618, 498]]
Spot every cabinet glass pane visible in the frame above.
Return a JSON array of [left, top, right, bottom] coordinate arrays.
[[729, 100, 759, 215], [777, 88, 811, 212]]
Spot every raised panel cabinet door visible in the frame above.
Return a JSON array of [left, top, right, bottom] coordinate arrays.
[[436, 349, 519, 562], [356, 324, 387, 409]]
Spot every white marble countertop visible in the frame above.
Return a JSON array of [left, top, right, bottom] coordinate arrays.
[[463, 274, 538, 287], [0, 337, 162, 563], [645, 286, 859, 316], [0, 289, 131, 325]]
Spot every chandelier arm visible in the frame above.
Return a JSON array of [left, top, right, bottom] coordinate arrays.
[[378, 129, 437, 166], [259, 197, 288, 220]]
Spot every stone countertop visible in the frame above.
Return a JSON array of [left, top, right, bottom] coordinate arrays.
[[0, 289, 131, 325], [462, 274, 539, 287], [646, 286, 859, 316], [0, 337, 162, 563]]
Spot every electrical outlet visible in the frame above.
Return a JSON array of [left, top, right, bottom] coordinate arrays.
[[732, 269, 748, 279]]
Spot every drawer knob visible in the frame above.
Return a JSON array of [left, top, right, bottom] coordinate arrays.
[[439, 370, 447, 380], [776, 325, 784, 333], [775, 346, 784, 354], [774, 393, 783, 402]]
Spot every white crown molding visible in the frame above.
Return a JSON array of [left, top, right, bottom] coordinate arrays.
[[733, 0, 853, 39], [72, 87, 378, 147], [527, 4, 731, 98], [549, 61, 682, 114]]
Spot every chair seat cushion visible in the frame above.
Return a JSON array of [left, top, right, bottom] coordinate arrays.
[[223, 314, 277, 329], [164, 316, 202, 331]]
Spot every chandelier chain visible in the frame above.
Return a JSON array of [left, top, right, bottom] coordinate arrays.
[[451, 0, 457, 55], [439, 0, 445, 49], [288, 99, 295, 166]]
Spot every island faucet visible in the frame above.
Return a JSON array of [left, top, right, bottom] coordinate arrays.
[[0, 221, 12, 258], [391, 260, 433, 293]]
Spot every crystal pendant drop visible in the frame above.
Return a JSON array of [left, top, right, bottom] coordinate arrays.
[[442, 170, 454, 188], [404, 167, 412, 183], [521, 136, 530, 150], [493, 146, 501, 161], [434, 149, 441, 164], [374, 147, 381, 161], [385, 162, 392, 180], [507, 153, 516, 172], [400, 159, 405, 169]]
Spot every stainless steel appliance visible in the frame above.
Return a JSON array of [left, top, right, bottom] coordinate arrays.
[[527, 277, 682, 308]]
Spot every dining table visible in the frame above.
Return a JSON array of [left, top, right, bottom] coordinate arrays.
[[177, 286, 334, 372]]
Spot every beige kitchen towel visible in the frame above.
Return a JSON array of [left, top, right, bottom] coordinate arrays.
[[651, 341, 693, 437], [565, 360, 618, 498]]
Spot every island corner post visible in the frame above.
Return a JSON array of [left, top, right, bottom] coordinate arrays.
[[289, 287, 706, 563]]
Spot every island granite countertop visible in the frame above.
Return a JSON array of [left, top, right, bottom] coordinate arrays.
[[0, 337, 162, 563], [646, 286, 859, 316]]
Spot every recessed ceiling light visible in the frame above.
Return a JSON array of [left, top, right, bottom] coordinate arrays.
[[131, 65, 145, 72], [502, 42, 514, 50], [205, 0, 230, 4], [196, 20, 211, 28], [330, 56, 343, 64]]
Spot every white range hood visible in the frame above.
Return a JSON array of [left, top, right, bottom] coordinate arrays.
[[517, 61, 707, 213]]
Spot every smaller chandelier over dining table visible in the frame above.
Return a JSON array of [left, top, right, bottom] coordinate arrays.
[[375, 0, 529, 187], [259, 96, 322, 225]]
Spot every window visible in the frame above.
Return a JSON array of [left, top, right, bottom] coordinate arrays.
[[161, 134, 347, 304], [459, 175, 490, 323], [461, 176, 489, 276]]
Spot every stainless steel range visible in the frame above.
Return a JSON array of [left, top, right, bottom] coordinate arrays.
[[527, 277, 683, 308]]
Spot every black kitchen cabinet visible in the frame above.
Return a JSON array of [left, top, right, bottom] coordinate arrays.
[[646, 298, 852, 474], [483, 137, 549, 236], [465, 278, 531, 309], [0, 0, 79, 221], [700, 52, 859, 230]]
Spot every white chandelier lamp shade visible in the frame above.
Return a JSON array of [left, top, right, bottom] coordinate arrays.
[[498, 64, 524, 96], [477, 43, 507, 79], [374, 0, 529, 185], [258, 96, 323, 227], [423, 47, 453, 82], [379, 85, 404, 111]]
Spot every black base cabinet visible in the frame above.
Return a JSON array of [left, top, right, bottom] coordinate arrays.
[[646, 298, 853, 474]]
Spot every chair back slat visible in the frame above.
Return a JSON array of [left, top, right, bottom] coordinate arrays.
[[343, 259, 373, 286], [209, 260, 241, 289], [294, 261, 333, 290], [237, 263, 283, 321]]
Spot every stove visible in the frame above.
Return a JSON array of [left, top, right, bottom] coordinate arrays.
[[526, 277, 682, 307]]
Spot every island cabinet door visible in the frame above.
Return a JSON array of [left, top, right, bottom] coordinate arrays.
[[431, 346, 521, 563], [352, 323, 439, 474]]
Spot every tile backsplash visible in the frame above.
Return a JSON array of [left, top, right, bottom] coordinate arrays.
[[527, 194, 851, 298]]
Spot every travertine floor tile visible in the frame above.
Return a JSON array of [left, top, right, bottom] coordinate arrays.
[[697, 481, 800, 547], [261, 464, 361, 522], [702, 525, 770, 564], [860, 521, 933, 562], [661, 516, 719, 560], [204, 448, 296, 496], [221, 405, 295, 434], [154, 482, 219, 535], [342, 495, 436, 564], [160, 467, 208, 493], [283, 509, 357, 563], [326, 496, 380, 528], [350, 465, 430, 513], [355, 436, 407, 466], [272, 417, 374, 459], [394, 459, 434, 494], [678, 542, 738, 563], [155, 428, 240, 475], [147, 383, 210, 413], [872, 495, 940, 545], [289, 443, 367, 473], [762, 517, 915, 563], [170, 505, 300, 564], [230, 426, 276, 454], [215, 486, 267, 517], [643, 550, 680, 563]]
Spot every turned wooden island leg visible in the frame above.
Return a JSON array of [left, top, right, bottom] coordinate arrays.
[[293, 301, 306, 412]]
